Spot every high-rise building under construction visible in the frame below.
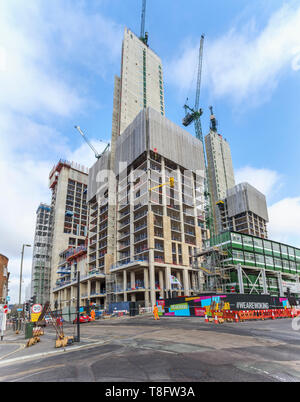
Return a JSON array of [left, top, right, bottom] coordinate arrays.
[[113, 28, 165, 137], [48, 160, 88, 307], [205, 118, 235, 235], [84, 22, 207, 309], [31, 203, 52, 304]]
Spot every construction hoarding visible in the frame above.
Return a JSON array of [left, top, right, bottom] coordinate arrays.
[[158, 294, 294, 317]]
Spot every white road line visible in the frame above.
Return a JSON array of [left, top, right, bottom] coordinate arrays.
[[0, 340, 107, 367]]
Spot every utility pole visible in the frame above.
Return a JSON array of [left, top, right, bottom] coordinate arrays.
[[17, 244, 31, 333]]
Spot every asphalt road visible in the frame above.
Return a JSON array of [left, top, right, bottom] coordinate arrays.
[[1, 315, 300, 382]]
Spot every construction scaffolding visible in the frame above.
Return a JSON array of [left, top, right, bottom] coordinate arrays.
[[193, 245, 231, 293]]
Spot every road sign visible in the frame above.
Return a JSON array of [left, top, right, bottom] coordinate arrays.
[[31, 313, 41, 322], [31, 304, 42, 314]]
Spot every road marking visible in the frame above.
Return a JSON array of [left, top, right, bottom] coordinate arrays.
[[0, 340, 108, 367], [0, 344, 26, 361], [0, 364, 65, 382]]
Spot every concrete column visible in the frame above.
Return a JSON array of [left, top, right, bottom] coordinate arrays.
[[130, 271, 136, 302], [158, 269, 164, 298], [130, 271, 136, 289], [176, 271, 182, 296], [165, 266, 171, 298], [123, 270, 127, 301], [87, 280, 91, 300], [197, 271, 202, 292], [96, 279, 100, 294], [149, 250, 156, 306], [183, 269, 189, 296], [144, 268, 149, 307]]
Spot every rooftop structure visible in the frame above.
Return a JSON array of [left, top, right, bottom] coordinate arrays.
[[217, 182, 269, 238]]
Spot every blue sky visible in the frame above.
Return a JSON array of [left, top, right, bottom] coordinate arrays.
[[1, 0, 300, 303]]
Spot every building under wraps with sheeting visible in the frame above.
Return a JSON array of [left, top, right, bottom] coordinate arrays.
[[86, 107, 208, 308]]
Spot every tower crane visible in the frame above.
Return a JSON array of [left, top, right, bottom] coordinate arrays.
[[182, 34, 204, 143], [140, 0, 148, 45], [74, 126, 110, 160], [182, 35, 215, 238]]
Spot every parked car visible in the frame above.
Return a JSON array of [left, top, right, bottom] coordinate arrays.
[[73, 314, 91, 324]]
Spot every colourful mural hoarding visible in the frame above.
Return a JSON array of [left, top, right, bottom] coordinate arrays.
[[158, 294, 290, 317]]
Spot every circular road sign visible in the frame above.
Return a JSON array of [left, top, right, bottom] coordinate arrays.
[[31, 304, 42, 314]]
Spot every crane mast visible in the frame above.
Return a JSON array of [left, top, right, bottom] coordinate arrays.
[[140, 0, 148, 45], [182, 35, 204, 143], [182, 35, 215, 239]]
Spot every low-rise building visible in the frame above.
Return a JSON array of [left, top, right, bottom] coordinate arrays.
[[201, 231, 300, 298], [0, 254, 9, 304]]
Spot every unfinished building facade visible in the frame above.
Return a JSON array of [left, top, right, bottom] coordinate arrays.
[[31, 203, 52, 304], [87, 108, 208, 308], [49, 160, 89, 308], [217, 182, 269, 239]]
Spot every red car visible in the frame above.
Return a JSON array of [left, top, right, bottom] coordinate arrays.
[[73, 314, 91, 324]]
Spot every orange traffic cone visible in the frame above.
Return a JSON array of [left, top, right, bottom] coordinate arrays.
[[235, 312, 239, 323], [214, 314, 218, 324], [272, 310, 275, 320], [205, 314, 209, 323]]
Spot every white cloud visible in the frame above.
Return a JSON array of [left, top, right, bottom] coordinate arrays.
[[235, 166, 282, 200], [0, 0, 122, 118], [268, 197, 300, 247], [166, 2, 300, 105], [0, 0, 122, 304]]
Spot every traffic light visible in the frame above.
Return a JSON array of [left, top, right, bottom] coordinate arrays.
[[29, 296, 36, 306], [25, 303, 29, 312], [169, 177, 174, 188]]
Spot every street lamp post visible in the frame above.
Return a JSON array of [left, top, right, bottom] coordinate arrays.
[[17, 244, 31, 333]]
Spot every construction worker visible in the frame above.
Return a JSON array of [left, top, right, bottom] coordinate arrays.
[[153, 304, 159, 320]]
